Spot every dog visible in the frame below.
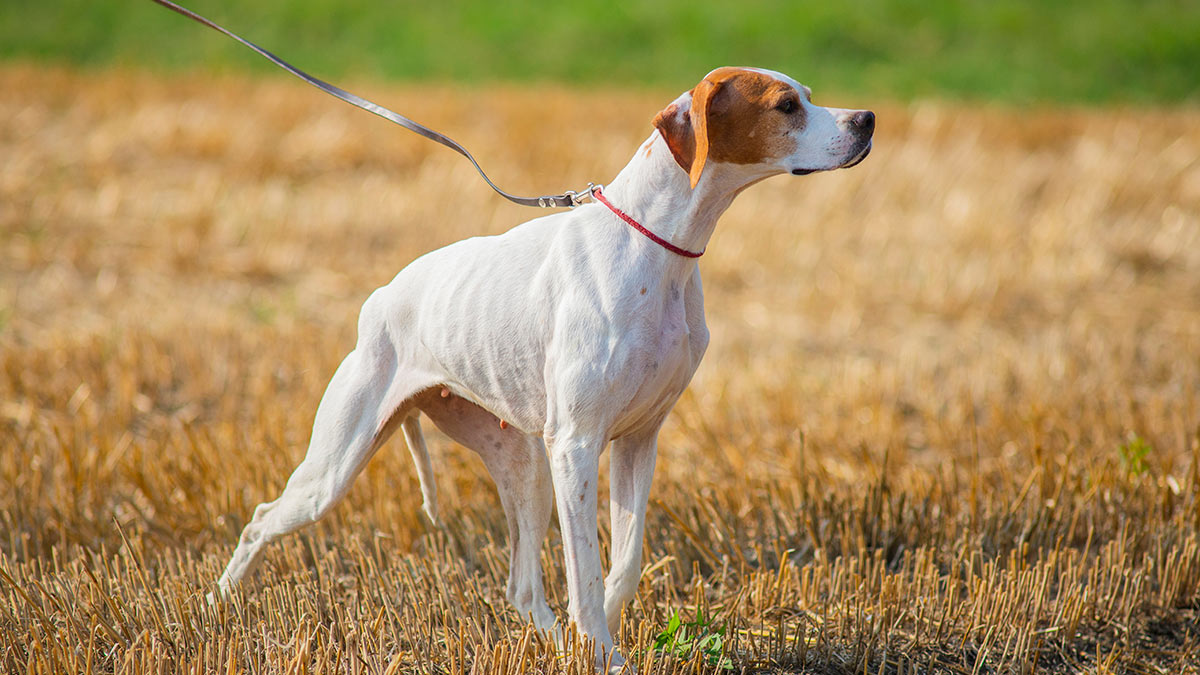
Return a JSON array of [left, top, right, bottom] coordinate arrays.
[[214, 66, 873, 671]]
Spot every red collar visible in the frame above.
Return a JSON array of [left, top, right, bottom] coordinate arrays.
[[592, 187, 705, 258]]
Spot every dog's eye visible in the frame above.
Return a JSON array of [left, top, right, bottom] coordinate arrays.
[[776, 98, 797, 114]]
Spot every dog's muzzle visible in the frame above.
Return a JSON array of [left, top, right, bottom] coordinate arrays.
[[841, 140, 872, 169], [792, 109, 875, 175], [840, 110, 874, 169]]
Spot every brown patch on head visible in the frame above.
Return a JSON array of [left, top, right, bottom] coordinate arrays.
[[654, 67, 807, 188]]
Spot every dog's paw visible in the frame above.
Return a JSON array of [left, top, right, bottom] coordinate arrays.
[[206, 580, 233, 607], [531, 606, 557, 633], [422, 500, 440, 526]]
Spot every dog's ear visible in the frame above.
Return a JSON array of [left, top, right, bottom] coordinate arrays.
[[685, 78, 722, 189], [653, 80, 723, 189], [652, 99, 695, 185]]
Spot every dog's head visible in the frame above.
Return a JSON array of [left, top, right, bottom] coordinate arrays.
[[653, 67, 873, 188]]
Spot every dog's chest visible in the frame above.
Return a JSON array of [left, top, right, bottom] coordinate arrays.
[[612, 282, 698, 433]]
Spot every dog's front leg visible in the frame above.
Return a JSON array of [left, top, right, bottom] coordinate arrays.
[[604, 430, 658, 638], [547, 433, 624, 671]]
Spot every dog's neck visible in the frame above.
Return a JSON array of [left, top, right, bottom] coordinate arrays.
[[600, 131, 763, 272]]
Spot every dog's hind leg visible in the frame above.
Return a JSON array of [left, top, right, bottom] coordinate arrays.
[[399, 413, 439, 525], [418, 394, 557, 631], [216, 297, 427, 597]]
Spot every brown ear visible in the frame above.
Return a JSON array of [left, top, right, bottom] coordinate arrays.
[[685, 78, 720, 188], [652, 102, 695, 184], [652, 79, 722, 189]]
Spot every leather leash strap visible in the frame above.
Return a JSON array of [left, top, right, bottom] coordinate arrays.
[[149, 0, 589, 209]]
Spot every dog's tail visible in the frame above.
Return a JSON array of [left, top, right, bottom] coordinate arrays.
[[400, 413, 440, 525]]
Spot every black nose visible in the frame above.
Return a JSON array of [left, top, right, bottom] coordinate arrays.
[[851, 110, 875, 134]]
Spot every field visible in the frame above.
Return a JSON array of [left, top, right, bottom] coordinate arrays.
[[2, 64, 1200, 673]]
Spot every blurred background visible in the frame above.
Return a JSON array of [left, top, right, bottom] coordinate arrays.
[[2, 0, 1198, 103]]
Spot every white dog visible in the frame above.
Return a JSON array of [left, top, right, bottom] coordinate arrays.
[[215, 66, 873, 670]]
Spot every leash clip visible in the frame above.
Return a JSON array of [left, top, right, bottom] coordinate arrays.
[[537, 182, 602, 209], [567, 183, 603, 208]]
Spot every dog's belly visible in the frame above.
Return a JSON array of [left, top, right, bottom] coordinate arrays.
[[428, 339, 550, 436], [424, 306, 697, 440], [388, 220, 563, 434], [411, 280, 553, 434]]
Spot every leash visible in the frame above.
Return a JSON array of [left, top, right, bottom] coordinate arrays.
[[149, 0, 596, 209], [149, 0, 702, 257]]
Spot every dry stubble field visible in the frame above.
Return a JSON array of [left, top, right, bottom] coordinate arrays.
[[1, 65, 1199, 673]]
